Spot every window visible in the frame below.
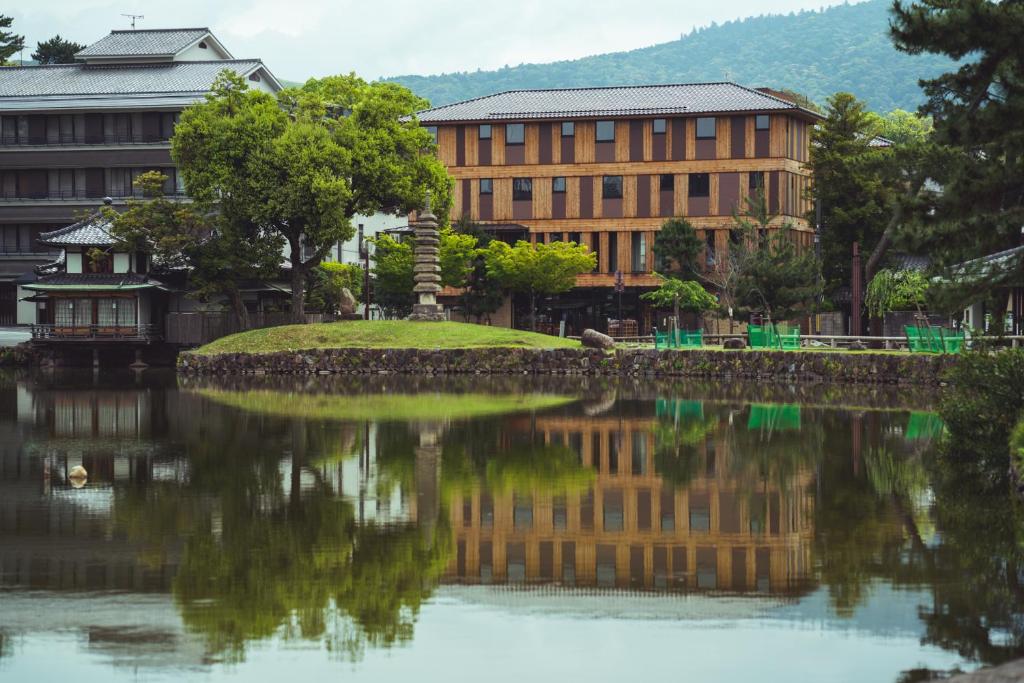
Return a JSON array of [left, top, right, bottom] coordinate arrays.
[[552, 176, 566, 193], [512, 178, 532, 201], [653, 118, 667, 134], [426, 126, 438, 143], [602, 175, 623, 199], [74, 298, 92, 326], [696, 117, 716, 139], [659, 174, 674, 191], [506, 123, 525, 145], [480, 178, 493, 194], [706, 231, 716, 267], [561, 121, 575, 137], [749, 171, 765, 191], [596, 120, 615, 142], [479, 124, 492, 139], [608, 232, 618, 273], [631, 232, 647, 273], [689, 173, 710, 198], [755, 114, 770, 131]]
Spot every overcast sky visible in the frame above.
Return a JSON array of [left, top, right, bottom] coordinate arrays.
[[9, 0, 855, 82]]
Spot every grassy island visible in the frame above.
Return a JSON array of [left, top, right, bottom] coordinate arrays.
[[191, 320, 580, 356]]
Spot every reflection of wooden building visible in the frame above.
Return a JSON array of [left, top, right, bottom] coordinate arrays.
[[446, 414, 814, 593]]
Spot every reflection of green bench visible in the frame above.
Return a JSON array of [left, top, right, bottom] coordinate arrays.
[[656, 399, 704, 420], [748, 323, 800, 350], [747, 403, 802, 431], [655, 329, 704, 349], [905, 325, 965, 354], [906, 412, 946, 440]]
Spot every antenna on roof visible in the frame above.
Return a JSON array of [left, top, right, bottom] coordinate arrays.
[[121, 13, 144, 30]]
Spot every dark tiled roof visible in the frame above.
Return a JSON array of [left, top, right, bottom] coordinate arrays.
[[416, 82, 821, 123], [75, 28, 210, 58], [34, 273, 150, 287], [892, 253, 931, 271], [0, 60, 266, 98], [39, 212, 116, 247]]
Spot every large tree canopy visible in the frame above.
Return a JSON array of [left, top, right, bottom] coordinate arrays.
[[890, 0, 1024, 315], [31, 34, 84, 64], [173, 71, 451, 321], [0, 15, 23, 64]]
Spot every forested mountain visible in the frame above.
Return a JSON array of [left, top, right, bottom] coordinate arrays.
[[386, 0, 952, 113]]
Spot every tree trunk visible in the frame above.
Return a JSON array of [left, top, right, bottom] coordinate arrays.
[[227, 286, 250, 330], [289, 240, 306, 324], [866, 177, 922, 285]]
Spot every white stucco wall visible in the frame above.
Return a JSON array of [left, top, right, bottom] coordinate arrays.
[[326, 213, 407, 265], [66, 251, 82, 274], [15, 286, 36, 325], [175, 40, 231, 62]]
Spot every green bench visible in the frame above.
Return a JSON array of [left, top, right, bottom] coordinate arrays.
[[748, 323, 801, 350], [654, 329, 704, 350], [904, 325, 965, 354]]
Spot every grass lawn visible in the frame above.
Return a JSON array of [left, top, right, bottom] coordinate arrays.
[[195, 388, 576, 421], [191, 320, 580, 356]]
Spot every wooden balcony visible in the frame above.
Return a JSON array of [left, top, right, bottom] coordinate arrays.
[[30, 323, 162, 343]]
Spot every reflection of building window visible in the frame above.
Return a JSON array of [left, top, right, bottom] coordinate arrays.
[[690, 505, 710, 532], [596, 544, 617, 588], [513, 493, 533, 531], [631, 431, 647, 474], [553, 495, 567, 531], [603, 489, 624, 532], [480, 494, 493, 528]]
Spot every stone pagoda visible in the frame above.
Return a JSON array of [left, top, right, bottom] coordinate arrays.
[[409, 195, 446, 322]]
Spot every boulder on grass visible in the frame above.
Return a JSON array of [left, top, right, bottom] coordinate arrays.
[[848, 340, 868, 351], [723, 337, 746, 350], [582, 329, 615, 350], [338, 288, 358, 318]]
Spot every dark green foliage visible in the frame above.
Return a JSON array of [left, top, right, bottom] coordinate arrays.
[[305, 262, 364, 314], [31, 34, 84, 64], [891, 0, 1024, 310], [387, 1, 952, 112], [652, 218, 703, 278], [0, 15, 23, 64]]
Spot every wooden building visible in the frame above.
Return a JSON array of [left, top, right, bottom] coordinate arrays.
[[417, 83, 821, 333]]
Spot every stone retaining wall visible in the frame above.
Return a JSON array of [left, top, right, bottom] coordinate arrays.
[[178, 347, 957, 385]]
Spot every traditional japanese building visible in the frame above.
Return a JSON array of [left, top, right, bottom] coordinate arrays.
[[416, 83, 821, 333], [0, 27, 281, 325]]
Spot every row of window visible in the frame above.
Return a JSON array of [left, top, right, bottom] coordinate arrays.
[[0, 167, 183, 200], [0, 224, 59, 255], [0, 112, 180, 146], [53, 298, 138, 327], [483, 172, 765, 201], [432, 114, 771, 145]]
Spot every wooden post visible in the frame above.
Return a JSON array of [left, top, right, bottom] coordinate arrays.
[[851, 242, 862, 337]]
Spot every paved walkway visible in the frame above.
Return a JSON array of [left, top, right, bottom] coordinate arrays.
[[0, 327, 30, 347]]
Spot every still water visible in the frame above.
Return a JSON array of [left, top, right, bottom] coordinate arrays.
[[0, 371, 1021, 683]]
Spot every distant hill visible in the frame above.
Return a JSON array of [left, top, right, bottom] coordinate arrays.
[[386, 0, 952, 113]]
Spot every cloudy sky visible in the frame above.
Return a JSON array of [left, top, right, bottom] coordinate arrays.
[[8, 0, 854, 82]]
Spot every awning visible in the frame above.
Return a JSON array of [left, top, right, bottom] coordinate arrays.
[[20, 294, 48, 303], [21, 283, 156, 292]]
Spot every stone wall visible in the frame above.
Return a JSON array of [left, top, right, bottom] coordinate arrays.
[[178, 347, 957, 385]]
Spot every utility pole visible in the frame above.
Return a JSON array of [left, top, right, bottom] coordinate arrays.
[[851, 242, 862, 336], [358, 223, 371, 320], [121, 14, 144, 30]]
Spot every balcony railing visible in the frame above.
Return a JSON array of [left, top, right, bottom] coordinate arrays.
[[31, 323, 162, 342], [0, 190, 186, 201], [0, 133, 171, 146]]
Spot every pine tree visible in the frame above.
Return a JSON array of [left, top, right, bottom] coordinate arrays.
[[890, 0, 1024, 314], [651, 218, 704, 279], [31, 35, 85, 64], [0, 15, 24, 64]]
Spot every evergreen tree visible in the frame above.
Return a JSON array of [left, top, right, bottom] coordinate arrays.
[[0, 15, 24, 64], [891, 0, 1024, 316], [31, 35, 85, 64], [651, 218, 703, 278]]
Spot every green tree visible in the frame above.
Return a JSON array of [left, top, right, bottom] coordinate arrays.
[[369, 234, 415, 318], [485, 240, 596, 331], [174, 71, 451, 323], [864, 268, 928, 319], [732, 193, 822, 322], [641, 275, 717, 324], [108, 171, 282, 326], [652, 218, 703, 278], [890, 0, 1024, 322], [866, 109, 932, 145], [306, 262, 364, 314], [807, 92, 893, 300], [31, 34, 84, 64], [0, 15, 23, 64]]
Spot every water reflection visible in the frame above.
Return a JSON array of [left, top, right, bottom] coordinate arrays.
[[0, 370, 1020, 681]]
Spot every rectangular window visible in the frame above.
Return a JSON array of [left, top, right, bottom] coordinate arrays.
[[480, 178, 493, 194], [426, 126, 438, 143], [755, 114, 770, 131], [749, 171, 765, 191], [696, 117, 716, 139], [55, 299, 75, 326], [505, 123, 525, 145], [706, 231, 716, 267], [659, 174, 674, 192], [596, 120, 615, 142], [552, 176, 566, 193], [561, 121, 575, 137], [568, 231, 581, 245], [97, 299, 117, 326], [479, 124, 492, 139], [512, 178, 532, 201], [602, 175, 623, 199], [653, 118, 667, 134], [631, 232, 647, 273], [608, 232, 618, 273], [689, 173, 710, 198], [74, 298, 92, 326]]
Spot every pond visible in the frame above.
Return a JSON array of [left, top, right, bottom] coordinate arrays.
[[0, 370, 1021, 683]]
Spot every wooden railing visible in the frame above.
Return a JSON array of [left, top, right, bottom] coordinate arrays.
[[30, 323, 162, 342]]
